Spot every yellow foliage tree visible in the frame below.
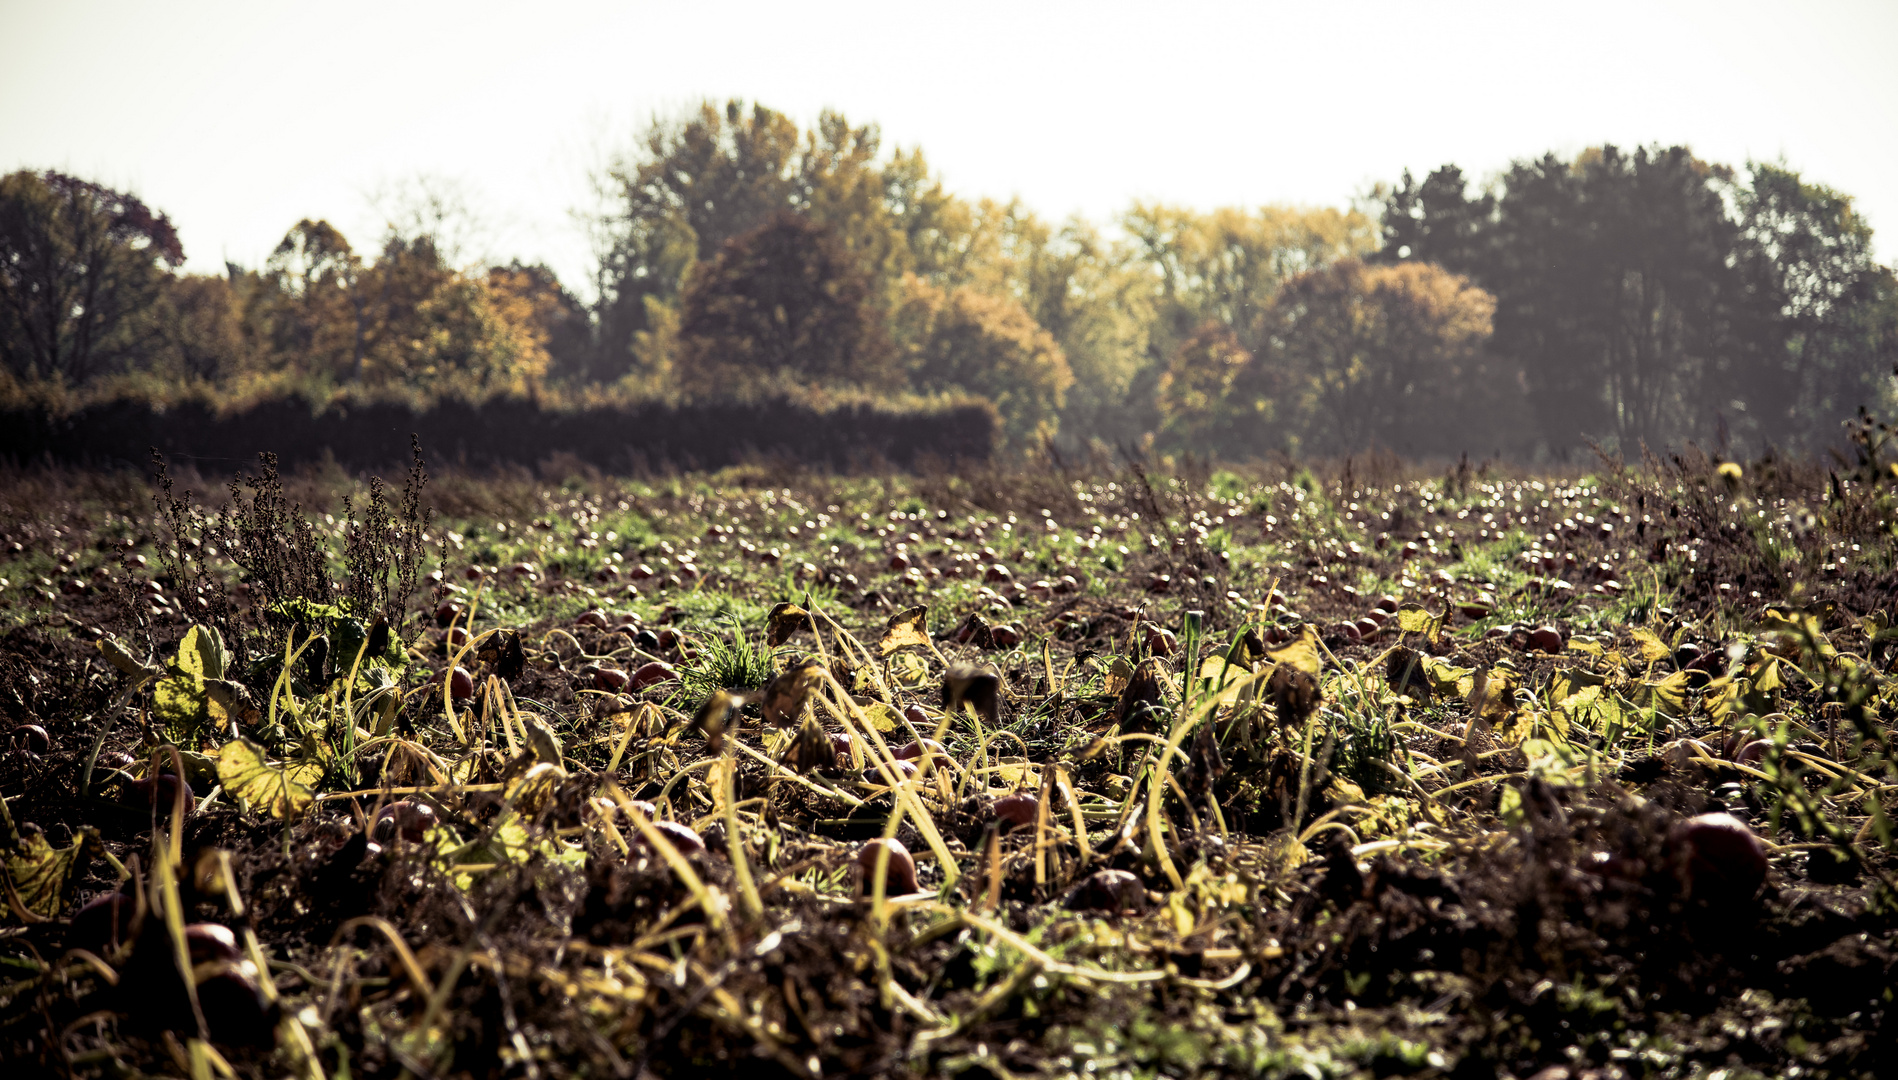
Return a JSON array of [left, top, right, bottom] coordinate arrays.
[[895, 274, 1073, 448], [1268, 259, 1502, 456]]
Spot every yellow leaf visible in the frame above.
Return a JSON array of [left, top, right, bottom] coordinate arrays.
[[860, 701, 903, 734], [888, 652, 929, 688], [214, 738, 320, 820], [1196, 654, 1255, 707], [174, 624, 228, 681], [1265, 624, 1323, 677], [1629, 628, 1672, 663], [1635, 670, 1691, 718], [991, 762, 1040, 789], [152, 674, 209, 743], [3, 828, 96, 919], [879, 606, 932, 656], [1395, 603, 1436, 636], [1419, 655, 1474, 699], [1548, 666, 1606, 709]]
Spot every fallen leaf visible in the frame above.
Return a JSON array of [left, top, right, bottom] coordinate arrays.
[[879, 606, 931, 656]]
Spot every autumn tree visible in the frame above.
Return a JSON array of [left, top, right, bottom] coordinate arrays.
[[0, 170, 185, 384], [894, 273, 1072, 447], [256, 219, 552, 397], [1127, 203, 1378, 444], [1268, 260, 1507, 457], [486, 262, 592, 386], [674, 214, 894, 399], [908, 200, 1151, 445], [1155, 323, 1260, 455]]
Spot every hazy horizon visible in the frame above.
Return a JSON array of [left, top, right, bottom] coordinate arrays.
[[4, 0, 1896, 296]]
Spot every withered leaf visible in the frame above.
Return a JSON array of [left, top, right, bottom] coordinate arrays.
[[695, 690, 747, 750], [1115, 657, 1172, 731], [1267, 663, 1321, 729], [760, 658, 825, 727], [1186, 720, 1225, 795], [495, 630, 527, 682], [951, 613, 994, 648], [1266, 624, 1323, 677], [1466, 665, 1519, 722], [766, 602, 814, 648], [1236, 627, 1268, 666], [1384, 647, 1434, 701], [783, 713, 835, 774], [879, 606, 931, 656]]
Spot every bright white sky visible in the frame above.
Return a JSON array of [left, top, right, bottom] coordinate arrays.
[[4, 0, 1896, 298]]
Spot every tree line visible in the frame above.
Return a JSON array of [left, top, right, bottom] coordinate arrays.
[[4, 101, 1894, 459]]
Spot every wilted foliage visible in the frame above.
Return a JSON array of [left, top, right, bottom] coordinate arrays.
[[1, 443, 1897, 1078]]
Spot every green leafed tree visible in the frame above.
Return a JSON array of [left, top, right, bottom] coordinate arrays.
[[0, 170, 185, 385], [592, 101, 914, 385], [1377, 146, 1896, 456], [1733, 162, 1898, 448]]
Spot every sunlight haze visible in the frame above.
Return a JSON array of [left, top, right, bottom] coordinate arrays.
[[3, 0, 1895, 293]]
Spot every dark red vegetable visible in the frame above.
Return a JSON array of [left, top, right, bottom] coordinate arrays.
[[1066, 868, 1146, 913], [11, 724, 50, 756], [828, 731, 856, 768], [1672, 812, 1768, 898], [856, 838, 919, 894], [867, 759, 920, 783], [893, 739, 950, 768], [127, 774, 195, 817], [632, 661, 677, 690], [184, 922, 243, 965], [373, 800, 439, 843], [994, 792, 1038, 828], [69, 890, 136, 957]]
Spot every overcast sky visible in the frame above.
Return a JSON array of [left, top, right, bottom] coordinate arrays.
[[4, 0, 1895, 297]]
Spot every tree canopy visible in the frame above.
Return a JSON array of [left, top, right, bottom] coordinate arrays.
[[5, 107, 1895, 461]]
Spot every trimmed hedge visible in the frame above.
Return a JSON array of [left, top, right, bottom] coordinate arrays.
[[0, 395, 996, 473]]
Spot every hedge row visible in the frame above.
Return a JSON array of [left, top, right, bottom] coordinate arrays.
[[0, 395, 997, 473]]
